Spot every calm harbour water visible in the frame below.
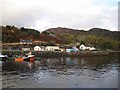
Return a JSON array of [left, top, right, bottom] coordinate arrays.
[[1, 53, 119, 88]]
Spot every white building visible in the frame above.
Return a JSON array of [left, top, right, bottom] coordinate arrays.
[[20, 39, 32, 44], [45, 46, 59, 51], [59, 48, 65, 51], [22, 48, 31, 51], [79, 44, 95, 51], [34, 46, 41, 51], [40, 46, 46, 51], [89, 47, 96, 51]]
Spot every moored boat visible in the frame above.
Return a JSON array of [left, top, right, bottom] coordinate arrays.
[[0, 54, 8, 61], [24, 55, 35, 62], [15, 55, 35, 62], [15, 57, 24, 62]]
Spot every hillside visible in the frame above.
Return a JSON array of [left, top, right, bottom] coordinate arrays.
[[44, 27, 120, 40], [43, 27, 120, 50], [1, 25, 40, 43], [1, 25, 62, 44], [1, 25, 120, 50]]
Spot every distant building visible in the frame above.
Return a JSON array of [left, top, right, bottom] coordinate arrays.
[[22, 48, 31, 51], [49, 34, 55, 37], [66, 46, 79, 52], [20, 39, 32, 44], [40, 46, 46, 51], [59, 48, 65, 51], [89, 47, 96, 51], [79, 44, 95, 51], [45, 46, 59, 51]]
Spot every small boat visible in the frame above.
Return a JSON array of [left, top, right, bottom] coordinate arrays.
[[24, 55, 35, 62], [15, 55, 35, 62], [0, 54, 8, 61], [15, 57, 24, 62]]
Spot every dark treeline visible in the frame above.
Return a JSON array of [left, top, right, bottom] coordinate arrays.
[[43, 27, 120, 50], [2, 25, 40, 42]]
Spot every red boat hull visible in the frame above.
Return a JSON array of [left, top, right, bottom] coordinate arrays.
[[15, 56, 35, 62]]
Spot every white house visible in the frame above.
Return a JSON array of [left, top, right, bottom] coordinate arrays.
[[45, 46, 59, 51], [79, 44, 95, 51], [34, 46, 41, 51], [79, 44, 86, 50]]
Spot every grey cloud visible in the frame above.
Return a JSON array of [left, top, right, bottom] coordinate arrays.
[[2, 0, 118, 31]]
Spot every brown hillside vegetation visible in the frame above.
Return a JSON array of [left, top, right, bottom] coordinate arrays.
[[39, 34, 63, 44], [1, 25, 120, 50]]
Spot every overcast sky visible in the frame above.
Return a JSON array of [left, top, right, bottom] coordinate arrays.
[[1, 0, 119, 31]]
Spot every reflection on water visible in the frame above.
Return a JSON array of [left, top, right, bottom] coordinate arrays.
[[1, 53, 119, 88]]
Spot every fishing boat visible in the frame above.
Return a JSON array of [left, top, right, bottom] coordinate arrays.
[[0, 54, 8, 61], [24, 55, 35, 62], [15, 55, 35, 62]]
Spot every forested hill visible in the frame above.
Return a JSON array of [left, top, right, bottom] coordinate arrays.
[[1, 25, 40, 43], [2, 25, 120, 43], [43, 27, 120, 50], [44, 27, 120, 40], [1, 25, 62, 43], [1, 25, 120, 50]]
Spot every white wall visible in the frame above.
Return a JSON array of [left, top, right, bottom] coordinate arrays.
[[22, 48, 30, 51], [45, 46, 59, 51]]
